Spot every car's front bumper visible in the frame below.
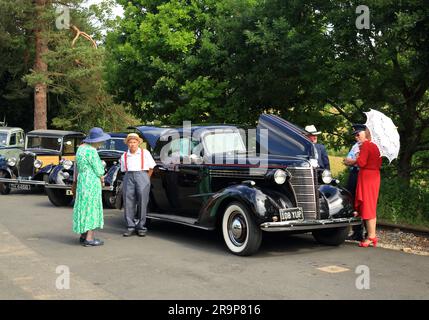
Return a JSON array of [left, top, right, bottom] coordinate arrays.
[[0, 177, 45, 186], [260, 217, 361, 232]]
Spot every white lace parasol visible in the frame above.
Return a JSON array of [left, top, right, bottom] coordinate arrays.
[[364, 109, 400, 163]]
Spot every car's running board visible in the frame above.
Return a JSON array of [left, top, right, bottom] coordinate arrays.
[[147, 213, 212, 230]]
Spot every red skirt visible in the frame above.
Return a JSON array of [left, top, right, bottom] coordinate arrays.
[[354, 168, 380, 220]]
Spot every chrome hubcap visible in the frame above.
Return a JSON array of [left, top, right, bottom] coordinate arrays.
[[231, 218, 243, 239], [228, 211, 247, 246]]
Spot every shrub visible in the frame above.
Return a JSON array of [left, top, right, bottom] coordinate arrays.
[[336, 168, 429, 228], [377, 177, 429, 228]]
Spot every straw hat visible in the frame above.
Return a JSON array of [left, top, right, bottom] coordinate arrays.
[[124, 133, 143, 144], [304, 125, 321, 135]]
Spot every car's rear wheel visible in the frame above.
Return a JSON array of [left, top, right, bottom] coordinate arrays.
[[44, 175, 73, 207], [0, 171, 11, 195], [312, 227, 349, 246], [222, 202, 262, 256]]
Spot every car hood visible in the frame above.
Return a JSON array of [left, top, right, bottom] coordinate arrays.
[[98, 150, 124, 159], [257, 114, 315, 159]]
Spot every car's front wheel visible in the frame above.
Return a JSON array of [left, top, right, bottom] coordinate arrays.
[[0, 171, 11, 195], [312, 227, 349, 246], [222, 202, 262, 256], [44, 175, 73, 207], [102, 191, 117, 209]]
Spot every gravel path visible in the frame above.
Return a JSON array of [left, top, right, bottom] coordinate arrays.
[[347, 227, 429, 256]]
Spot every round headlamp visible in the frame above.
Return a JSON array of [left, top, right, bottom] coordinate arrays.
[[322, 169, 333, 184], [7, 157, 17, 167], [63, 160, 73, 170], [34, 159, 43, 169], [274, 169, 287, 185]]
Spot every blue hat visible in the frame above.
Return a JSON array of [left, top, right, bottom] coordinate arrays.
[[352, 124, 366, 135], [83, 127, 111, 143]]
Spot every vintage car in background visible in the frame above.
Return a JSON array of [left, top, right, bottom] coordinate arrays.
[[113, 114, 360, 256], [43, 132, 128, 207], [0, 127, 25, 161], [0, 130, 85, 196]]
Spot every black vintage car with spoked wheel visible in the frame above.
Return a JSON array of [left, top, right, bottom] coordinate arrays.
[[44, 132, 128, 207], [112, 114, 361, 256]]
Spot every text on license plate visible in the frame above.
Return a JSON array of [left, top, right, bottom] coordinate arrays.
[[279, 207, 304, 221], [10, 184, 31, 191]]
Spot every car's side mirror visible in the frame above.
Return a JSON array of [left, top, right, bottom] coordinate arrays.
[[190, 154, 203, 164]]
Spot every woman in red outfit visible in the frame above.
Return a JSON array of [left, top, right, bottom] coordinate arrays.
[[344, 128, 382, 247]]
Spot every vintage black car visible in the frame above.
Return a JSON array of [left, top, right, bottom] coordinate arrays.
[[114, 114, 360, 256], [44, 132, 128, 207], [0, 130, 85, 195]]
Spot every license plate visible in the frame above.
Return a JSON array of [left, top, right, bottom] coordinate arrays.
[[279, 207, 304, 221], [10, 183, 31, 191]]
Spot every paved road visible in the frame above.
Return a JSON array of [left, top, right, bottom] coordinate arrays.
[[0, 191, 428, 300]]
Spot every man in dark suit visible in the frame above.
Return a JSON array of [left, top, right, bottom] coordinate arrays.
[[304, 125, 330, 170]]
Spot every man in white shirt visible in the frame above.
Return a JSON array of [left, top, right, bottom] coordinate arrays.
[[121, 133, 156, 237]]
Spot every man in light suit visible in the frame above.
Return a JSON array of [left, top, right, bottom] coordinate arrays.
[[304, 125, 330, 170]]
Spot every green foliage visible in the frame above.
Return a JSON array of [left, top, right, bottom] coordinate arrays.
[[377, 176, 429, 228], [0, 0, 137, 132], [106, 0, 429, 187]]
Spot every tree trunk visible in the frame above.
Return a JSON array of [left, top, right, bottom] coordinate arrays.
[[34, 0, 48, 130], [397, 146, 412, 187]]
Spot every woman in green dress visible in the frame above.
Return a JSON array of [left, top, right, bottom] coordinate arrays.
[[72, 127, 111, 247]]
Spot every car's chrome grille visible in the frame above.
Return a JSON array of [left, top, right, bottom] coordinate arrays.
[[18, 153, 35, 178], [287, 167, 318, 220]]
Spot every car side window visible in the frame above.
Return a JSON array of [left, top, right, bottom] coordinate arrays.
[[170, 137, 191, 157], [63, 138, 75, 154], [9, 133, 16, 146], [17, 132, 24, 146]]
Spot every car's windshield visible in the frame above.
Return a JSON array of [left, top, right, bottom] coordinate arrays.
[[0, 133, 7, 146], [203, 131, 246, 154], [99, 138, 128, 152], [26, 136, 62, 151]]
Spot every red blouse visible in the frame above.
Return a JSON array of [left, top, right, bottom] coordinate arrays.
[[356, 141, 382, 170]]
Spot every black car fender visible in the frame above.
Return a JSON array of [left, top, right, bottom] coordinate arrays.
[[104, 164, 121, 187], [44, 164, 66, 183], [197, 184, 294, 229], [34, 164, 56, 182], [0, 166, 14, 179], [318, 184, 354, 219]]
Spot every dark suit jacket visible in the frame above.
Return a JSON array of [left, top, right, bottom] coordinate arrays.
[[315, 143, 330, 170]]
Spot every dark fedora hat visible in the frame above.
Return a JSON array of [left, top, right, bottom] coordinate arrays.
[[83, 127, 111, 143], [352, 124, 366, 135]]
